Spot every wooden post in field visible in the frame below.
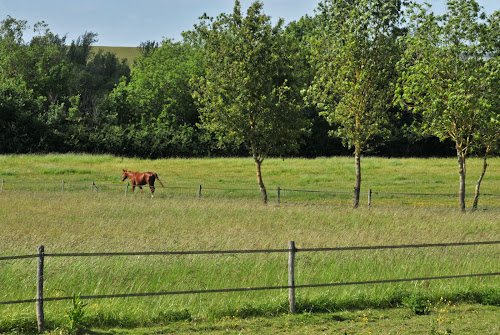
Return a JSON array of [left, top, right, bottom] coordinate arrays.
[[368, 189, 372, 208], [36, 245, 45, 333], [125, 183, 129, 197], [198, 185, 202, 199], [91, 180, 95, 192], [1, 178, 4, 193], [62, 180, 65, 193], [288, 241, 296, 314], [277, 187, 281, 204]]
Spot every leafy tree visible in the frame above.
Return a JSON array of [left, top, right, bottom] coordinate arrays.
[[104, 38, 208, 158], [0, 16, 133, 154], [0, 78, 47, 152], [396, 0, 495, 211], [471, 11, 500, 209], [1, 18, 72, 105], [0, 15, 26, 44], [0, 16, 71, 151], [192, 0, 305, 203], [126, 39, 200, 127], [0, 16, 28, 80], [138, 40, 159, 56], [471, 103, 499, 210], [26, 22, 71, 106], [307, 0, 405, 207], [81, 49, 130, 118], [66, 32, 130, 119], [67, 31, 98, 67], [285, 15, 346, 158]]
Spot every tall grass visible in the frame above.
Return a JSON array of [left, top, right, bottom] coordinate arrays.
[[0, 154, 499, 331]]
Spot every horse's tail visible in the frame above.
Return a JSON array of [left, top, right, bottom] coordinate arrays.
[[155, 173, 164, 187]]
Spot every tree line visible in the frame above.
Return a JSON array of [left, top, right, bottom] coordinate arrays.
[[1, 0, 499, 210]]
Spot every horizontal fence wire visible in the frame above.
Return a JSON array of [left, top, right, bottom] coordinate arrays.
[[0, 254, 39, 261], [4, 181, 62, 184], [372, 191, 457, 197], [299, 240, 500, 252], [1, 240, 500, 262], [281, 188, 352, 194], [1, 240, 498, 305], [2, 179, 500, 197], [2, 272, 499, 306]]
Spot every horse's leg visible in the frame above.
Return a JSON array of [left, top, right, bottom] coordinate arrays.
[[139, 186, 144, 194], [149, 185, 155, 197]]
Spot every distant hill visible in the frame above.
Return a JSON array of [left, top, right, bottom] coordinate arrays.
[[92, 46, 141, 67]]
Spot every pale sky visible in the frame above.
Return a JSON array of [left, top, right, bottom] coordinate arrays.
[[1, 0, 498, 47]]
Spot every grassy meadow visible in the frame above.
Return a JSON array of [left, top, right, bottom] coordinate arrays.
[[93, 46, 141, 67], [0, 154, 499, 333], [0, 154, 499, 207]]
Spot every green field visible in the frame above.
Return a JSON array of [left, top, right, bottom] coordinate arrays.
[[0, 154, 499, 333], [1, 154, 499, 208], [93, 46, 141, 67]]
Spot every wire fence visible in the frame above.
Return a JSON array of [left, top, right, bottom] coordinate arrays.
[[1, 178, 500, 209], [1, 240, 499, 332]]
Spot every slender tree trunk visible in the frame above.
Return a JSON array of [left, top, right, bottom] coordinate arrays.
[[253, 154, 267, 204], [472, 146, 490, 211], [456, 147, 466, 212], [353, 147, 361, 208]]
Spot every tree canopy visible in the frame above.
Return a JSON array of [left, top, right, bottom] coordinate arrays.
[[192, 0, 305, 202], [0, 0, 498, 180], [396, 0, 500, 211], [307, 0, 405, 207]]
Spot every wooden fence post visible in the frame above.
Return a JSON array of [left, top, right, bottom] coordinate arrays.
[[288, 241, 296, 314], [1, 178, 4, 193], [368, 189, 372, 208], [198, 185, 202, 199], [62, 180, 65, 193], [277, 187, 281, 204], [125, 183, 129, 197], [91, 180, 95, 192], [36, 245, 45, 333]]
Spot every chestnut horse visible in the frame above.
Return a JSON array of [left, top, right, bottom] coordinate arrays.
[[122, 169, 164, 197]]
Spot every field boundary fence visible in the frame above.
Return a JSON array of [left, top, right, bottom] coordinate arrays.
[[1, 178, 500, 209], [1, 240, 499, 332]]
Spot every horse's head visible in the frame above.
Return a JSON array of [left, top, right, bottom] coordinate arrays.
[[122, 169, 129, 181]]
